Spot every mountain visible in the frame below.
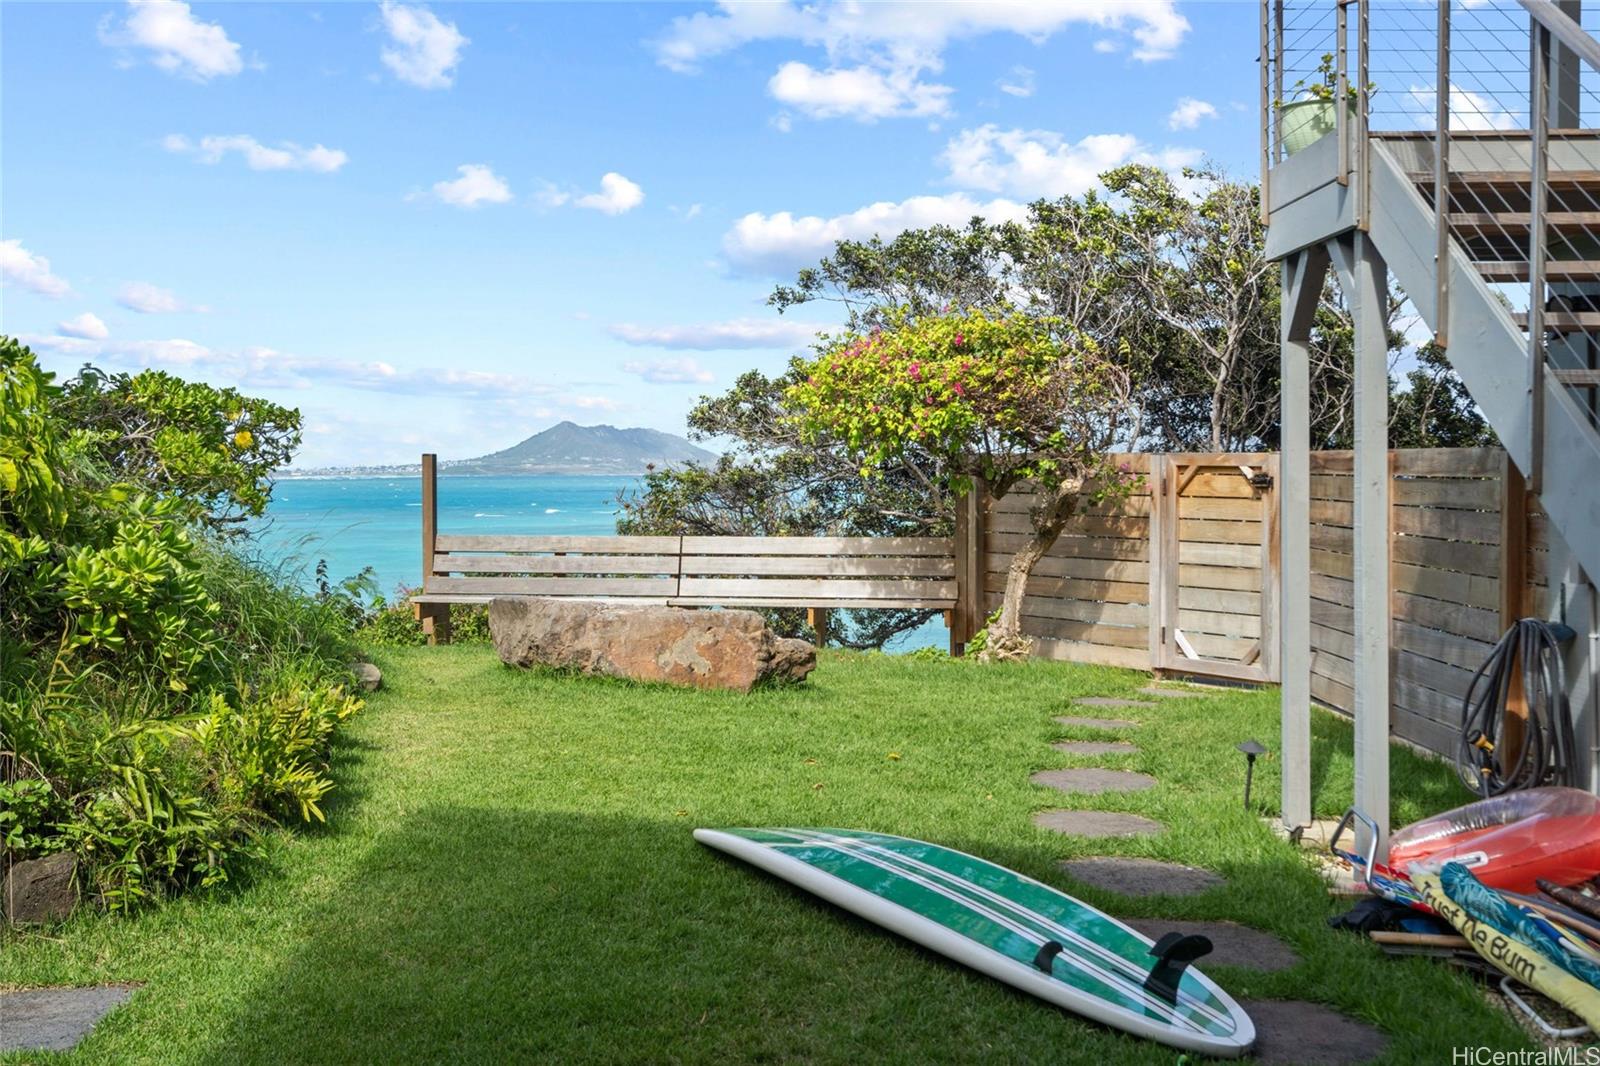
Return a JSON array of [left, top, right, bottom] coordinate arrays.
[[444, 422, 716, 475]]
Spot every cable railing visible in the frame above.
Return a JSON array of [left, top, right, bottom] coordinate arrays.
[[1262, 0, 1600, 490]]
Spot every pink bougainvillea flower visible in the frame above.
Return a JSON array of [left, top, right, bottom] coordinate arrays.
[[953, 333, 965, 347], [908, 362, 922, 381]]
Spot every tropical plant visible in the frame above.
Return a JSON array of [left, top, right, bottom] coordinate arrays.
[[788, 307, 1137, 659]]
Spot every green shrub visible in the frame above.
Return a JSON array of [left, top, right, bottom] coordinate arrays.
[[1, 337, 362, 911], [356, 599, 491, 647]]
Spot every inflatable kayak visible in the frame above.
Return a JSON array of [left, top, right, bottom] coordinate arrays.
[[1387, 788, 1600, 895]]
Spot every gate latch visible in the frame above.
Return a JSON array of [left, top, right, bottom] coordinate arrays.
[[1249, 472, 1274, 491]]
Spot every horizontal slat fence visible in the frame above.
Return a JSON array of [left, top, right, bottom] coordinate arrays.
[[990, 447, 1543, 758]]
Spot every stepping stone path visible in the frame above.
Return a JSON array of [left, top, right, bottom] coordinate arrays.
[[0, 986, 138, 1054], [1033, 809, 1164, 838], [1238, 999, 1389, 1064], [1031, 768, 1156, 795], [1125, 919, 1300, 972], [1051, 740, 1138, 756], [1057, 857, 1225, 898], [1073, 697, 1158, 709], [1053, 715, 1137, 731], [1137, 686, 1212, 699]]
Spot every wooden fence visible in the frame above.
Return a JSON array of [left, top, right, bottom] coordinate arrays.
[[981, 447, 1541, 756]]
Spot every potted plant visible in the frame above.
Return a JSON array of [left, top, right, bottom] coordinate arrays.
[[1277, 53, 1370, 155]]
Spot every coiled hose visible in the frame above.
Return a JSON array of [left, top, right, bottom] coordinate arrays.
[[1457, 618, 1578, 797]]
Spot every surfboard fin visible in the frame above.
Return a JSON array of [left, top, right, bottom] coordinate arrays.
[[1143, 933, 1213, 1003], [1032, 939, 1065, 973]]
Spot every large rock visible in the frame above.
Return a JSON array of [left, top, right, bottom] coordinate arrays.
[[4, 852, 77, 925], [490, 598, 816, 692]]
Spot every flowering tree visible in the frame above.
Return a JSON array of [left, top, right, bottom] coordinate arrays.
[[788, 308, 1135, 659]]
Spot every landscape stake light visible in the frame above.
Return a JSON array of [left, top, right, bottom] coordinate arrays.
[[1236, 739, 1268, 811]]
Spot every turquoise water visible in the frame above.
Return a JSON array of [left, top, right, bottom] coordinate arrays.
[[253, 474, 941, 650], [254, 475, 637, 598]]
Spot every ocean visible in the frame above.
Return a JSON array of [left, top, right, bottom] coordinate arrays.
[[253, 474, 942, 651]]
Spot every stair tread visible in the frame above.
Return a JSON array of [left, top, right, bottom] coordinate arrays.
[[1450, 211, 1600, 225], [1513, 311, 1600, 329], [1552, 368, 1600, 385], [1473, 260, 1600, 280], [1411, 169, 1600, 187]]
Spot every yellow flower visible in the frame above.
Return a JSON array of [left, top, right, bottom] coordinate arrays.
[[886, 751, 901, 761], [233, 429, 254, 449]]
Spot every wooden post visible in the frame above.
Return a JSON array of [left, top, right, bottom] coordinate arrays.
[[952, 482, 983, 655], [807, 608, 830, 648], [1280, 246, 1327, 833], [1499, 454, 1528, 627], [1340, 232, 1392, 856], [1498, 453, 1530, 771], [1147, 455, 1167, 677], [421, 453, 438, 589]]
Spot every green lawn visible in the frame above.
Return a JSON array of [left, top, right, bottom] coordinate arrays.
[[2, 648, 1529, 1063]]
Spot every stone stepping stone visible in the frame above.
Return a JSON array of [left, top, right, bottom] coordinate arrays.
[[1237, 1000, 1389, 1064], [1137, 686, 1213, 699], [1033, 809, 1163, 838], [0, 986, 138, 1054], [1057, 857, 1225, 897], [1053, 715, 1137, 731], [1052, 740, 1139, 756], [1031, 768, 1156, 795], [1125, 919, 1299, 972], [1074, 697, 1158, 709]]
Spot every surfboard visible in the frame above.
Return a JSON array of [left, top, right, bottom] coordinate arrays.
[[695, 827, 1255, 1057]]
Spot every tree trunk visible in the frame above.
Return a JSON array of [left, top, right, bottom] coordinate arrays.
[[982, 475, 1084, 662]]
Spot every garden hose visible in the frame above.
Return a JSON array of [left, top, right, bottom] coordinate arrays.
[[1457, 619, 1578, 797]]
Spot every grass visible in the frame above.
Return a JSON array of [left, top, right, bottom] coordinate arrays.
[[1, 648, 1531, 1063]]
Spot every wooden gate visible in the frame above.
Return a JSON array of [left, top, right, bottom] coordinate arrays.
[[1149, 454, 1280, 683]]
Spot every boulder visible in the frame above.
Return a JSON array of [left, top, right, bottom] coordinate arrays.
[[350, 662, 382, 693], [489, 598, 816, 692], [3, 852, 77, 925]]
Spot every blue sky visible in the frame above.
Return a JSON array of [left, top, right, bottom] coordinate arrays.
[[2, 1, 1261, 468]]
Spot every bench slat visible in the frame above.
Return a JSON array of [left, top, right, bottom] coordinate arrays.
[[435, 534, 680, 554], [678, 554, 952, 577], [436, 553, 681, 575], [677, 577, 957, 600], [680, 535, 953, 556], [426, 576, 680, 596]]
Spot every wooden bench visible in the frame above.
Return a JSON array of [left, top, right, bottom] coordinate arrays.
[[409, 454, 964, 646]]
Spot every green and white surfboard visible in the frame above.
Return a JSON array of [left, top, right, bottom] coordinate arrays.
[[695, 827, 1255, 1057]]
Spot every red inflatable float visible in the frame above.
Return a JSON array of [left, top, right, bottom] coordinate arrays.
[[1387, 787, 1600, 895]]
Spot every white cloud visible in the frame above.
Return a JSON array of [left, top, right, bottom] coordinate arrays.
[[655, 3, 1185, 125], [1093, 39, 1119, 54], [574, 173, 645, 215], [655, 2, 1189, 74], [428, 164, 513, 208], [379, 1, 468, 89], [768, 61, 951, 121], [57, 313, 110, 340], [1167, 97, 1218, 130], [622, 357, 716, 384], [163, 133, 348, 172], [117, 280, 204, 314], [998, 65, 1035, 98], [941, 124, 1201, 199], [99, 0, 244, 81], [684, 203, 703, 220], [0, 239, 71, 299], [1405, 84, 1519, 132], [610, 318, 823, 351], [564, 394, 622, 411], [722, 192, 1029, 277], [23, 333, 567, 401]]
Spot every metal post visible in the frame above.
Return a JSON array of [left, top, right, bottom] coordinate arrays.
[[1260, 0, 1272, 223], [1347, 233, 1392, 856], [1436, 0, 1451, 347], [1274, 0, 1285, 164], [1336, 0, 1350, 186], [1531, 19, 1550, 496], [1357, 0, 1370, 227]]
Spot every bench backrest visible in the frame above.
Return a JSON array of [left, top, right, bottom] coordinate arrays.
[[676, 536, 956, 607], [427, 535, 682, 599], [422, 533, 957, 607]]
